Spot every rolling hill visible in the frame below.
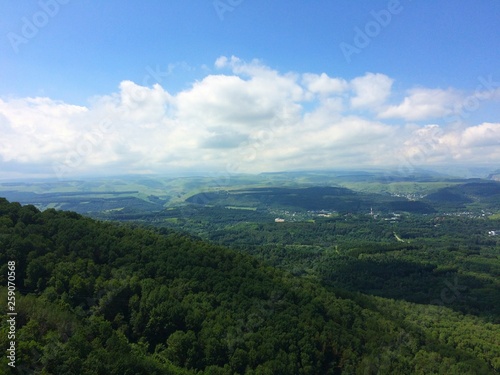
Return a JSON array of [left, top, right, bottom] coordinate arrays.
[[0, 198, 499, 374]]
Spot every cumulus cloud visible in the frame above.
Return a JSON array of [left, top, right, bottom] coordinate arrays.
[[378, 88, 462, 121], [460, 122, 500, 147], [350, 73, 393, 110], [392, 122, 500, 166], [302, 73, 348, 96], [0, 97, 88, 163], [0, 57, 499, 179]]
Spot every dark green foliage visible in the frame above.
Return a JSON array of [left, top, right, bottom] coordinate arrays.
[[186, 186, 435, 213], [425, 181, 500, 211], [0, 198, 499, 374]]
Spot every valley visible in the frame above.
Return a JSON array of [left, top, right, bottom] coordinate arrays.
[[1, 170, 500, 373]]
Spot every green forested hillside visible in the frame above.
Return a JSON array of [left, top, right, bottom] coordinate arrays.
[[191, 215, 500, 320], [0, 198, 499, 374], [186, 187, 436, 214]]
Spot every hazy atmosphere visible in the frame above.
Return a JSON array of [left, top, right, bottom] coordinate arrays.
[[2, 2, 500, 374], [1, 0, 499, 179]]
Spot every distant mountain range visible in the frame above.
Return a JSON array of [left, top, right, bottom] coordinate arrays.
[[1, 170, 500, 216]]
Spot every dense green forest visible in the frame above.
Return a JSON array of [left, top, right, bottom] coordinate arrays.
[[193, 213, 500, 320], [113, 202, 500, 321], [1, 198, 500, 374], [184, 182, 500, 214]]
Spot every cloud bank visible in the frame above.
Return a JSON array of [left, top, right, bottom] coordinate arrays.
[[0, 56, 499, 179]]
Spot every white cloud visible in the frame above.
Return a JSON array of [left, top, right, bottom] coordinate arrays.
[[0, 57, 499, 179], [0, 97, 88, 163], [460, 122, 500, 147], [393, 122, 500, 166], [178, 58, 304, 130], [350, 73, 393, 110], [302, 73, 348, 96], [378, 88, 462, 121]]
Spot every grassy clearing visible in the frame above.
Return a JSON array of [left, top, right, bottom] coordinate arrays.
[[225, 206, 257, 211], [339, 181, 462, 195]]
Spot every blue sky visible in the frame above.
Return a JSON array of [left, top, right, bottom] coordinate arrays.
[[0, 0, 499, 179]]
